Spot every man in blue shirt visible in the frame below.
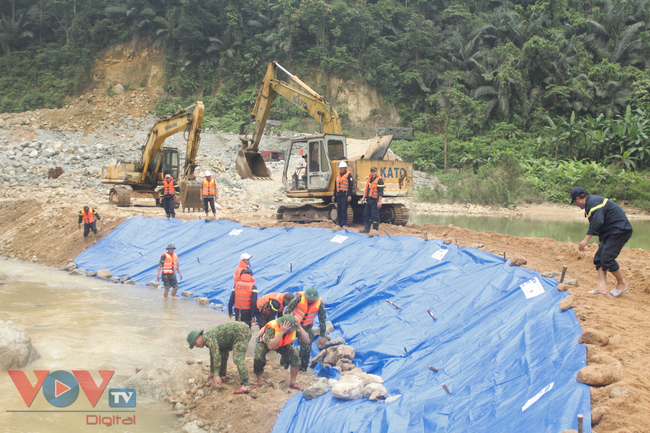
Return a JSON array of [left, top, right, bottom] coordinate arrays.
[[571, 187, 633, 297]]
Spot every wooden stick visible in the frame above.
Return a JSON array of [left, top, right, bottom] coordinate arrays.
[[385, 299, 403, 310], [354, 286, 361, 292], [427, 308, 436, 320], [577, 414, 583, 433], [423, 231, 428, 241], [336, 274, 340, 285], [503, 252, 506, 262], [404, 347, 409, 357], [560, 265, 568, 283], [442, 383, 450, 395], [428, 366, 439, 372], [384, 230, 391, 237], [283, 223, 288, 231]]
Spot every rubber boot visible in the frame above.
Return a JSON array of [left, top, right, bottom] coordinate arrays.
[[372, 223, 379, 231], [359, 221, 371, 233]]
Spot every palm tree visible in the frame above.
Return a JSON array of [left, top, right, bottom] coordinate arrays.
[[0, 13, 33, 56]]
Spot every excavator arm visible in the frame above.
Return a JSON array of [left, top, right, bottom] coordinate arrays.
[[139, 102, 204, 184], [237, 61, 341, 179]]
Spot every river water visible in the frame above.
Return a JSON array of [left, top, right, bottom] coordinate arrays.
[[410, 213, 649, 249], [0, 258, 233, 433]]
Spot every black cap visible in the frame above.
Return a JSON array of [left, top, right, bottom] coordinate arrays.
[[570, 187, 587, 203], [83, 205, 89, 212]]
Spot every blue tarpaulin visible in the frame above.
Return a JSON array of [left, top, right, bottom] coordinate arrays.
[[75, 218, 590, 432]]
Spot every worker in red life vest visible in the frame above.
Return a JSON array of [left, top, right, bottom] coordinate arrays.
[[157, 243, 183, 297], [160, 173, 180, 219], [331, 161, 353, 228], [233, 253, 252, 286], [359, 166, 384, 233], [256, 292, 295, 329], [253, 314, 309, 391], [228, 268, 258, 328], [78, 205, 102, 247], [283, 287, 327, 372], [201, 170, 218, 219]]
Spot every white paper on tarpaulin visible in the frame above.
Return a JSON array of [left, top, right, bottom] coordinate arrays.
[[331, 235, 348, 243], [229, 229, 243, 236], [520, 277, 545, 299], [522, 382, 554, 411], [432, 249, 448, 260]]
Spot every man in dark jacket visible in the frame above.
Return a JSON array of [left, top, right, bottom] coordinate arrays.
[[571, 187, 633, 297]]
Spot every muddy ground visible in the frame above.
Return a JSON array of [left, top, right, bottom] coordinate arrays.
[[1, 189, 649, 433]]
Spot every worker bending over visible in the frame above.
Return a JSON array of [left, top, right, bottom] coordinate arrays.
[[256, 292, 295, 329], [284, 287, 327, 372]]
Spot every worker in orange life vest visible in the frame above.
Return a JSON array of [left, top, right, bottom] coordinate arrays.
[[228, 268, 258, 328], [283, 287, 327, 372], [331, 161, 353, 228], [256, 292, 295, 329], [157, 243, 183, 297], [201, 170, 218, 218], [359, 166, 384, 233], [78, 205, 102, 247], [160, 173, 180, 219], [253, 314, 309, 391], [233, 253, 252, 286]]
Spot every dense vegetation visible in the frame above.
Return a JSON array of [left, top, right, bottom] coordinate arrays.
[[2, 0, 650, 207]]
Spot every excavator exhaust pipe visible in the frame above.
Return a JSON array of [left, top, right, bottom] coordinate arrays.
[[236, 150, 272, 179]]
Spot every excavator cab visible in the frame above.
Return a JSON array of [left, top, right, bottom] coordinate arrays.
[[154, 148, 180, 180], [283, 134, 347, 192]]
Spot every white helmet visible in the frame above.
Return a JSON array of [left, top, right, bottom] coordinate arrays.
[[338, 161, 347, 168], [205, 170, 212, 177], [240, 253, 252, 260]]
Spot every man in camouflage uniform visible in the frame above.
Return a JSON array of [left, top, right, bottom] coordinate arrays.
[[253, 315, 308, 391], [283, 287, 327, 371], [187, 322, 252, 394]]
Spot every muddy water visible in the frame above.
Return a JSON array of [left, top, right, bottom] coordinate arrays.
[[0, 258, 233, 433], [410, 213, 649, 249]]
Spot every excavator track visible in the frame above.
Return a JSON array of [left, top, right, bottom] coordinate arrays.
[[379, 203, 409, 226], [328, 205, 355, 225], [276, 203, 336, 223], [109, 187, 131, 207]]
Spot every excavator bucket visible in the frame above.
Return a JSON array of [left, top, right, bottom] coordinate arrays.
[[179, 180, 202, 212], [236, 150, 272, 179]]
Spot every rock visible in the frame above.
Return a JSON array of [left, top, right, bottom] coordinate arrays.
[[328, 379, 338, 388], [303, 377, 330, 400], [181, 291, 195, 298], [609, 386, 628, 398], [113, 84, 125, 94], [470, 243, 484, 249], [325, 337, 345, 347], [0, 320, 40, 370], [69, 268, 86, 276], [325, 321, 334, 335], [578, 312, 587, 321], [119, 276, 130, 283], [42, 147, 56, 157], [557, 283, 571, 292], [126, 280, 137, 285], [385, 395, 401, 403], [63, 261, 77, 271], [362, 383, 387, 399], [181, 421, 203, 433], [96, 269, 112, 280], [509, 255, 527, 267], [331, 375, 364, 400], [174, 402, 185, 410], [196, 297, 210, 305], [355, 373, 384, 387], [541, 271, 561, 278], [369, 390, 387, 401], [592, 406, 608, 425], [109, 276, 120, 283], [576, 364, 620, 386], [443, 239, 453, 245], [579, 328, 609, 346], [147, 281, 159, 287], [559, 295, 574, 311], [563, 278, 579, 287], [121, 357, 204, 401], [86, 271, 97, 277]]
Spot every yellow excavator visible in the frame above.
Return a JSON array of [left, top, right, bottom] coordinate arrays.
[[101, 102, 205, 210], [237, 61, 412, 225]]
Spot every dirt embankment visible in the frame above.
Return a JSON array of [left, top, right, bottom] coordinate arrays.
[[1, 192, 650, 432]]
